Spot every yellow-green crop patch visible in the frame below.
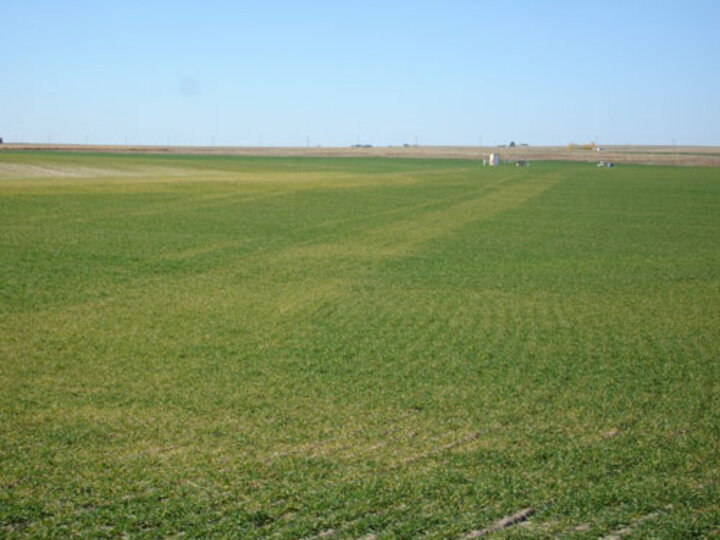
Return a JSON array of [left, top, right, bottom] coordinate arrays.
[[1, 151, 719, 537]]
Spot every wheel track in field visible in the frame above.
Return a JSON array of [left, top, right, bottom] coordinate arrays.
[[277, 172, 560, 263]]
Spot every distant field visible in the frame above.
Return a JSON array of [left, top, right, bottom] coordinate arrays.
[[1, 151, 719, 538], [3, 143, 720, 166]]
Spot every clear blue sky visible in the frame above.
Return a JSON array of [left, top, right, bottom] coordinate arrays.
[[2, 0, 719, 146]]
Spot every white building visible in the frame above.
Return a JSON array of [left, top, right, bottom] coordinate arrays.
[[488, 153, 500, 166]]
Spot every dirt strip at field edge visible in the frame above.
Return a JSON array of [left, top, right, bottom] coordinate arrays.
[[2, 143, 720, 166]]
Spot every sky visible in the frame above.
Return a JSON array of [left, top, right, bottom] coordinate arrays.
[[2, 0, 719, 147]]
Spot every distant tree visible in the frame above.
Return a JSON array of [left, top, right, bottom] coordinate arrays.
[[509, 141, 516, 147]]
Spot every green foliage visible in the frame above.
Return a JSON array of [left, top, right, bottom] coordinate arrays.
[[1, 152, 719, 537]]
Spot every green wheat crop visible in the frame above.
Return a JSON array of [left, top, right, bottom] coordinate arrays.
[[1, 151, 719, 538]]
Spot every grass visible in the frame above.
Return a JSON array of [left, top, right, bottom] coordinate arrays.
[[1, 151, 719, 538]]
